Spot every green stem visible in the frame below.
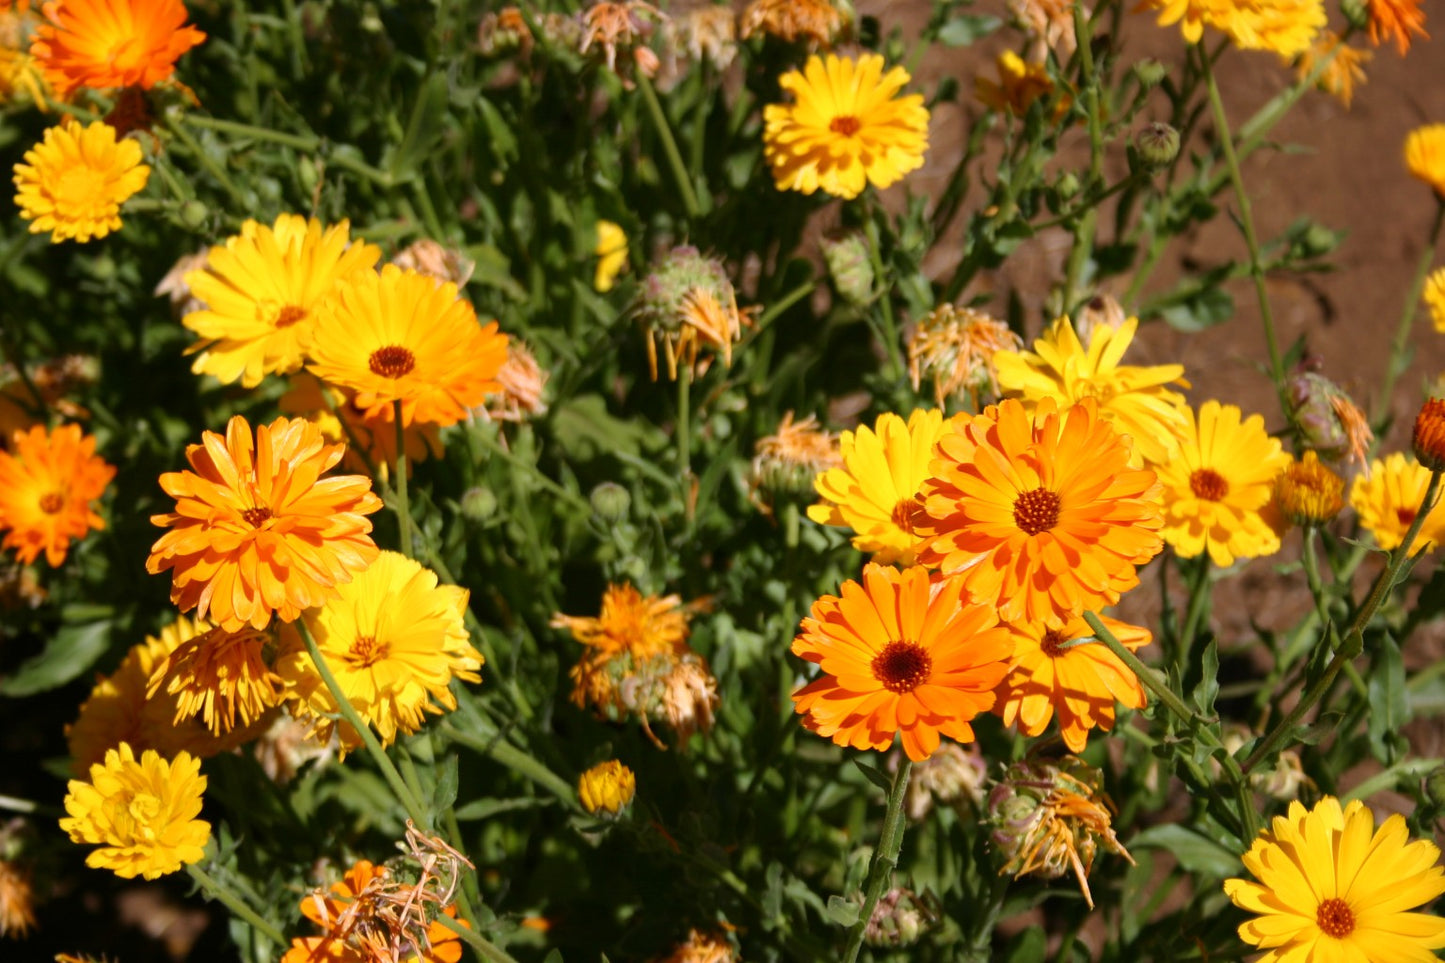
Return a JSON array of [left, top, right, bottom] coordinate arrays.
[[1201, 46, 1291, 430], [1372, 202, 1444, 429], [1176, 555, 1213, 675], [863, 216, 905, 383], [1061, 2, 1106, 314], [187, 864, 286, 945], [435, 912, 523, 963], [180, 113, 320, 151], [637, 72, 701, 219], [1300, 527, 1332, 632], [841, 758, 912, 963], [164, 117, 247, 206], [393, 399, 414, 558], [1243, 469, 1443, 773], [438, 722, 577, 806], [677, 363, 694, 521], [296, 618, 431, 829], [470, 425, 591, 512]]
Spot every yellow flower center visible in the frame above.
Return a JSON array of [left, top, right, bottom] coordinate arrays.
[[105, 37, 147, 74], [347, 634, 390, 668], [829, 115, 862, 136], [890, 495, 924, 535], [273, 305, 308, 328], [38, 491, 65, 514], [242, 506, 273, 528], [369, 345, 416, 379], [1315, 897, 1355, 938], [1013, 488, 1061, 535], [1189, 468, 1229, 501], [107, 790, 163, 842], [54, 165, 106, 210], [871, 640, 932, 693]]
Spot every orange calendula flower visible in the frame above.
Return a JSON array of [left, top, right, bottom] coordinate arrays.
[[146, 415, 384, 632], [739, 0, 847, 45], [917, 398, 1164, 625], [1415, 397, 1445, 471], [975, 50, 1069, 117], [792, 563, 1015, 762], [1367, 0, 1427, 55], [308, 264, 509, 427], [1295, 32, 1371, 109], [146, 623, 283, 736], [553, 583, 690, 662], [994, 614, 1148, 753], [30, 0, 205, 97], [0, 422, 113, 567]]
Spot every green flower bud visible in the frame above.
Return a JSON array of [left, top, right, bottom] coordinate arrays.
[[589, 481, 631, 522], [1341, 0, 1369, 29], [460, 486, 498, 521], [1134, 122, 1180, 172], [821, 233, 875, 308], [1132, 59, 1167, 89], [1055, 171, 1081, 200], [1426, 767, 1445, 809], [178, 200, 208, 230]]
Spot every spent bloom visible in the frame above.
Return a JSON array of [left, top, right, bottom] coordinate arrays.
[[763, 53, 929, 201], [183, 214, 382, 388], [578, 0, 661, 75], [917, 398, 1164, 625], [480, 341, 550, 423], [1296, 32, 1371, 109], [654, 929, 736, 963], [749, 410, 842, 510], [278, 551, 482, 753], [12, 119, 150, 244], [578, 760, 637, 816], [808, 408, 950, 566], [147, 623, 283, 736], [147, 415, 384, 631], [307, 264, 510, 427], [1223, 797, 1445, 961], [634, 246, 748, 381], [0, 847, 35, 938], [1155, 401, 1291, 567], [791, 563, 1015, 762], [739, 0, 847, 45], [1405, 124, 1445, 198], [1367, 0, 1428, 55], [390, 238, 475, 287], [663, 5, 737, 71], [59, 744, 210, 880], [993, 315, 1191, 467], [1272, 450, 1345, 527], [30, 0, 205, 96], [0, 422, 114, 567], [1350, 452, 1445, 552], [906, 304, 1022, 408], [1008, 0, 1080, 62]]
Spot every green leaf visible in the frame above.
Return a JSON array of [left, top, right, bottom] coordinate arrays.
[[851, 758, 892, 793], [1130, 824, 1241, 878], [1005, 927, 1047, 963], [936, 13, 1001, 46], [1160, 286, 1234, 332], [452, 796, 556, 821], [388, 71, 451, 181], [551, 394, 666, 462], [0, 620, 111, 697], [1368, 633, 1408, 762], [825, 894, 861, 927], [432, 754, 459, 814], [1192, 640, 1220, 716]]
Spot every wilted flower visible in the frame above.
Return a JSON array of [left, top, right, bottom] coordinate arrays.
[[480, 341, 549, 422], [1007, 0, 1080, 62], [988, 756, 1133, 909], [251, 709, 332, 785], [153, 249, 209, 317], [863, 887, 935, 948], [391, 238, 475, 287], [975, 50, 1068, 117], [478, 6, 533, 57], [0, 820, 35, 938], [635, 246, 749, 380], [1286, 369, 1373, 472], [0, 0, 46, 108], [739, 0, 847, 46], [1296, 32, 1371, 109], [0, 560, 45, 610], [906, 304, 1022, 408], [578, 0, 662, 74], [663, 5, 737, 70], [1272, 450, 1345, 527], [578, 760, 636, 816], [146, 623, 283, 736], [897, 742, 989, 820], [1073, 294, 1128, 344], [654, 928, 735, 963], [0, 353, 99, 441], [750, 411, 841, 511]]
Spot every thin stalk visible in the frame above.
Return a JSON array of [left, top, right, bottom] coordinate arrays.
[[393, 400, 414, 558], [1243, 469, 1443, 773], [1176, 555, 1213, 675], [841, 759, 912, 963], [187, 864, 286, 945], [637, 72, 701, 219], [1372, 202, 1444, 429], [470, 426, 591, 512], [438, 722, 577, 806], [677, 362, 692, 481], [181, 113, 320, 151], [296, 618, 431, 829], [1300, 527, 1332, 633], [1201, 46, 1291, 428], [863, 216, 904, 382], [1061, 2, 1106, 314], [164, 117, 246, 205]]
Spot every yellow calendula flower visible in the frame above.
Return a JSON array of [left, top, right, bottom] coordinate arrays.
[[763, 53, 929, 200], [1224, 797, 1445, 961], [975, 50, 1069, 117], [1155, 401, 1291, 567], [1351, 451, 1445, 552], [594, 220, 629, 292], [59, 743, 211, 880], [808, 408, 950, 566], [12, 119, 150, 244], [277, 551, 482, 752], [182, 214, 382, 388], [578, 760, 636, 816], [1405, 124, 1445, 198], [1141, 0, 1325, 59], [1272, 450, 1345, 527], [993, 315, 1191, 467], [1424, 267, 1445, 333], [146, 623, 283, 736]]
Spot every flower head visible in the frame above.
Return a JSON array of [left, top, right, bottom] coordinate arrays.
[[1, 0, 46, 107], [988, 756, 1132, 909], [1007, 0, 1080, 62], [553, 583, 690, 662], [975, 50, 1068, 117], [1223, 796, 1445, 961], [664, 6, 737, 70], [907, 305, 1022, 408], [1296, 32, 1371, 108], [1141, 0, 1325, 58], [146, 415, 384, 631], [792, 563, 1015, 762], [479, 341, 549, 423], [995, 614, 1149, 753], [1273, 450, 1345, 527], [578, 760, 636, 816], [578, 0, 660, 74], [993, 315, 1191, 467], [30, 0, 205, 96], [1367, 0, 1428, 55], [1415, 398, 1445, 471], [1426, 267, 1445, 333], [739, 0, 846, 45], [1406, 124, 1445, 198], [808, 408, 950, 566], [749, 411, 842, 509], [146, 624, 283, 735], [1155, 400, 1291, 567], [278, 373, 442, 478], [183, 214, 382, 388], [278, 551, 482, 752], [901, 742, 988, 819], [12, 120, 149, 244], [763, 53, 929, 200], [595, 219, 629, 293], [0, 422, 113, 567], [1351, 452, 1445, 552], [59, 744, 210, 880], [917, 398, 1164, 624], [655, 929, 736, 963], [0, 852, 35, 938], [308, 264, 509, 427], [634, 247, 748, 380]]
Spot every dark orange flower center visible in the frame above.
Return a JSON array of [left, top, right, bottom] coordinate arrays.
[[871, 640, 932, 693], [1040, 630, 1069, 657], [347, 635, 390, 668], [1190, 468, 1229, 501], [39, 491, 65, 514], [242, 506, 273, 527], [369, 345, 416, 379], [891, 495, 924, 535], [274, 305, 307, 328], [1398, 508, 1417, 527], [1315, 897, 1354, 938], [829, 115, 862, 136], [1013, 488, 1061, 535]]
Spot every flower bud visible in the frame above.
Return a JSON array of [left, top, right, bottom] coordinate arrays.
[[1272, 450, 1345, 527], [1426, 766, 1445, 809], [821, 233, 875, 308], [460, 486, 499, 521], [1288, 370, 1373, 471], [1055, 171, 1081, 200], [1340, 0, 1369, 29], [1412, 398, 1445, 472], [1132, 59, 1167, 88], [1134, 122, 1180, 172], [864, 887, 932, 948], [589, 481, 631, 522], [577, 760, 636, 817]]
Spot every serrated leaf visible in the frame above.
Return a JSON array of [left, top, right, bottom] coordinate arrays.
[[0, 620, 111, 697], [825, 894, 861, 927]]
